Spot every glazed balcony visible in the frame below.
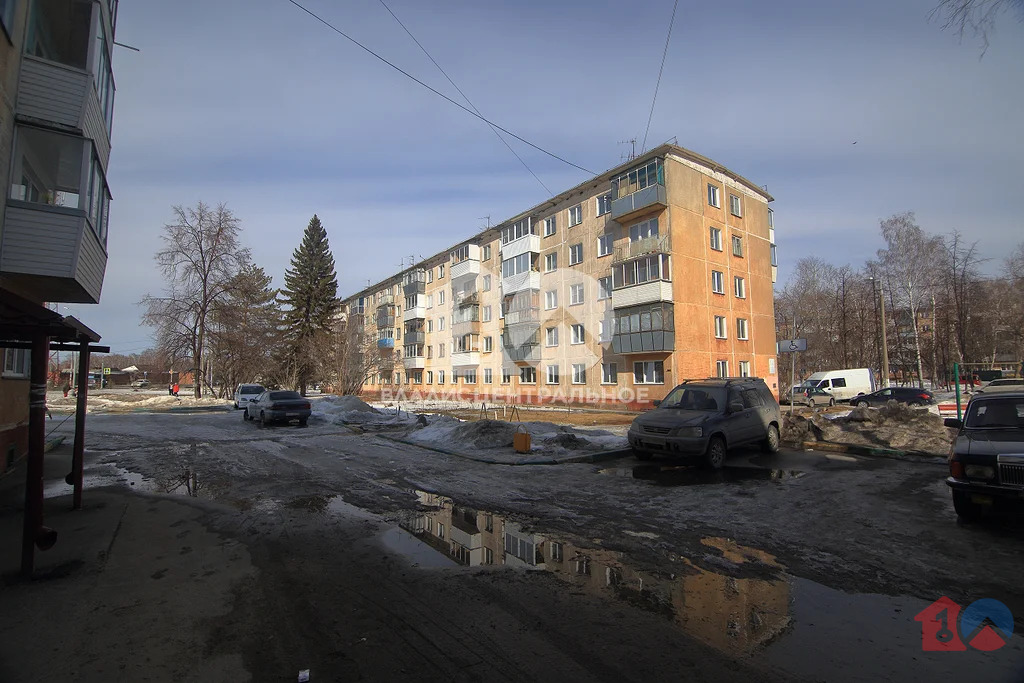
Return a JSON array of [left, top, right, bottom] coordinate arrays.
[[612, 234, 671, 264], [610, 183, 667, 221], [403, 305, 426, 321], [502, 270, 540, 294], [403, 356, 426, 370]]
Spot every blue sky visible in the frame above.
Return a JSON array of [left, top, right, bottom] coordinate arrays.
[[90, 0, 1024, 353]]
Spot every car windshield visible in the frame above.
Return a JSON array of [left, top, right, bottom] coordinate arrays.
[[660, 386, 726, 411], [269, 391, 301, 400], [241, 386, 264, 394], [964, 398, 1024, 429]]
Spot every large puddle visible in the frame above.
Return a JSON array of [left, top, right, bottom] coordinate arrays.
[[386, 488, 1024, 681], [600, 464, 807, 486]]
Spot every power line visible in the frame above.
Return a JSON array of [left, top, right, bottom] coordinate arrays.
[[284, 0, 594, 176], [641, 0, 679, 154], [376, 0, 552, 195]]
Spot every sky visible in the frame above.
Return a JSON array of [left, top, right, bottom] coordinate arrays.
[[86, 0, 1024, 354]]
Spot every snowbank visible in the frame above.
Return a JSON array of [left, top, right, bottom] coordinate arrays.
[[783, 400, 955, 455], [405, 416, 627, 456], [313, 395, 419, 428], [47, 392, 230, 413]]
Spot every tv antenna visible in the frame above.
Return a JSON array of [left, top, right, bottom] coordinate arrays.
[[618, 138, 637, 161], [479, 215, 491, 228]]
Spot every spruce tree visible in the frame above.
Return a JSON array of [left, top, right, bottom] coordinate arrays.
[[280, 215, 340, 394]]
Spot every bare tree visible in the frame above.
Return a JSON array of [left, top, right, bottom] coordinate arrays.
[[333, 306, 387, 396], [140, 202, 250, 398], [931, 0, 1024, 55]]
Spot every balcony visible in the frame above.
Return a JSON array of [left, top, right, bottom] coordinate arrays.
[[376, 295, 395, 308], [611, 330, 673, 354], [403, 269, 427, 294], [613, 234, 671, 264], [403, 356, 426, 369], [502, 270, 540, 294], [610, 184, 667, 221], [503, 345, 541, 363], [451, 351, 480, 367], [452, 319, 481, 336], [500, 233, 540, 259], [377, 338, 395, 349], [455, 290, 479, 307], [403, 305, 426, 321], [375, 314, 396, 328], [404, 331, 425, 345], [451, 258, 481, 280], [0, 202, 107, 304], [611, 280, 673, 309], [502, 308, 541, 326]]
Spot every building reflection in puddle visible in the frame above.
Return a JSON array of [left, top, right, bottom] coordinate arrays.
[[398, 490, 790, 655]]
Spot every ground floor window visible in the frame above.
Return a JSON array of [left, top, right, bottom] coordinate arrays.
[[716, 360, 729, 377], [738, 360, 751, 377], [572, 364, 586, 384], [2, 348, 30, 378], [633, 361, 664, 385], [602, 362, 617, 384]]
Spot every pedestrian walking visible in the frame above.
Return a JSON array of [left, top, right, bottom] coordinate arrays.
[[172, 382, 180, 397]]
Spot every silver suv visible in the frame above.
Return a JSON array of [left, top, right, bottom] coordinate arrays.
[[627, 378, 782, 468]]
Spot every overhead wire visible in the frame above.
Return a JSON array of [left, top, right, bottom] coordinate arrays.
[[375, 0, 552, 195], [284, 0, 594, 175], [641, 0, 680, 154]]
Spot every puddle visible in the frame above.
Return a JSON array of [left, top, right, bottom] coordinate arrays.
[[386, 489, 1024, 679], [599, 464, 806, 486]]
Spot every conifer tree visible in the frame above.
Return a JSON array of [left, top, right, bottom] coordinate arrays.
[[279, 215, 340, 395]]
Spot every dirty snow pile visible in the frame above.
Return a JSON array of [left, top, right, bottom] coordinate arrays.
[[47, 392, 230, 413], [405, 416, 626, 455], [313, 395, 419, 427], [782, 401, 955, 455]]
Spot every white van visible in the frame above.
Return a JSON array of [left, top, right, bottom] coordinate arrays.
[[794, 368, 876, 402]]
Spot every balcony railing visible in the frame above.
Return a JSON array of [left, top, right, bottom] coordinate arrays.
[[451, 351, 480, 367], [500, 233, 541, 259], [375, 314, 396, 328], [502, 308, 541, 326], [376, 295, 395, 308], [403, 305, 426, 322], [377, 338, 395, 349], [451, 258, 481, 280], [610, 183, 667, 221], [403, 356, 426, 369], [611, 280, 673, 309], [612, 234, 671, 264], [502, 270, 540, 294], [404, 331, 425, 345], [611, 331, 674, 354], [455, 291, 479, 307]]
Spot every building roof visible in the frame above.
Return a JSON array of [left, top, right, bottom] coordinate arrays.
[[343, 143, 772, 303]]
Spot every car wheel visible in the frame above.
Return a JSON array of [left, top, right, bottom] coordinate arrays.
[[952, 491, 984, 523], [299, 418, 308, 427], [762, 424, 780, 453], [634, 448, 652, 461], [705, 436, 727, 469], [856, 400, 869, 408], [233, 402, 239, 409], [828, 398, 835, 407], [807, 399, 815, 409]]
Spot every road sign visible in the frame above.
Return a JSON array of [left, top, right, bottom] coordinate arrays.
[[777, 339, 807, 353], [102, 367, 111, 374]]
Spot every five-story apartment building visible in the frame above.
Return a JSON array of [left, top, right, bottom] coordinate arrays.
[[342, 144, 778, 407]]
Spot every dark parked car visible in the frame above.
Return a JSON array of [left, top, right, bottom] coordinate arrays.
[[944, 392, 1024, 521], [786, 386, 835, 408], [851, 387, 934, 408], [627, 377, 782, 468], [243, 390, 312, 427]]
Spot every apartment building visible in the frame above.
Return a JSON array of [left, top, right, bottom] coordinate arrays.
[[0, 0, 117, 476], [341, 143, 778, 407]]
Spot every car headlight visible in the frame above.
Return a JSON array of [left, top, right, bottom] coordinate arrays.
[[677, 427, 703, 438], [964, 465, 995, 480]]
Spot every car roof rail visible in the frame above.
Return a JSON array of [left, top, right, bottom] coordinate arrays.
[[680, 377, 766, 386]]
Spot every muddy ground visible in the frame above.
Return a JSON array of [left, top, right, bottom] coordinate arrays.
[[1, 406, 1022, 682]]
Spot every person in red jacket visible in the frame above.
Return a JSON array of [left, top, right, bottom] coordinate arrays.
[[172, 382, 179, 397]]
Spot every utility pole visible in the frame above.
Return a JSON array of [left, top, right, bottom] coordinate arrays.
[[879, 284, 890, 388]]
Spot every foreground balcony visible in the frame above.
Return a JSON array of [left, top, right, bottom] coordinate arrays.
[[611, 280, 673, 309], [611, 330, 674, 354], [502, 270, 540, 294], [403, 356, 426, 369], [451, 258, 481, 280], [403, 305, 426, 321], [610, 184, 667, 222], [500, 233, 540, 259]]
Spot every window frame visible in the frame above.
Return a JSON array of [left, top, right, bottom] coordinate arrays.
[[569, 243, 583, 265], [707, 184, 721, 208], [569, 283, 585, 306], [597, 233, 613, 257], [729, 194, 743, 217], [633, 360, 664, 385], [601, 362, 617, 385], [546, 364, 560, 385], [734, 276, 746, 298], [570, 323, 585, 345], [711, 270, 724, 295], [544, 216, 557, 237], [737, 318, 749, 340], [571, 363, 586, 385], [714, 315, 727, 339], [732, 235, 744, 257], [568, 204, 582, 227], [544, 252, 558, 272], [710, 227, 723, 251]]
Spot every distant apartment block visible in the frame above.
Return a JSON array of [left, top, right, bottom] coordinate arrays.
[[341, 144, 779, 406]]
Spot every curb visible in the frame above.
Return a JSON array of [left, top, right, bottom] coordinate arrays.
[[795, 440, 946, 463], [378, 434, 632, 466]]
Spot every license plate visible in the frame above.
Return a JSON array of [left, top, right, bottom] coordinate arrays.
[[287, 413, 300, 417], [971, 494, 994, 505]]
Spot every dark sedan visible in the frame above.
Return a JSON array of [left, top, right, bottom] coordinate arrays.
[[945, 392, 1024, 521], [243, 390, 311, 427], [851, 386, 934, 408]]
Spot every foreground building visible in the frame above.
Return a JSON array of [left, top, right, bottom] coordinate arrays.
[[0, 0, 117, 573], [341, 143, 778, 407]]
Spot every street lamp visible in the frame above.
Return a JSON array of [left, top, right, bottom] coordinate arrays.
[[869, 277, 890, 389]]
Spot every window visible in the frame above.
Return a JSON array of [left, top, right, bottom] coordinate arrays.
[[483, 245, 491, 260], [602, 363, 617, 384], [484, 368, 493, 384], [438, 370, 445, 384], [572, 364, 586, 384], [484, 336, 493, 352], [551, 541, 563, 562], [769, 358, 776, 374], [716, 360, 729, 378], [427, 269, 433, 283], [569, 283, 584, 305], [439, 342, 446, 358], [596, 193, 612, 216], [737, 318, 749, 340], [438, 264, 445, 279], [732, 235, 744, 257], [437, 523, 445, 540], [729, 194, 743, 217], [768, 208, 774, 228], [571, 324, 585, 344], [426, 371, 433, 384], [711, 270, 724, 294], [501, 217, 535, 244], [628, 218, 658, 242], [3, 348, 30, 378], [545, 290, 558, 310], [426, 294, 434, 308], [482, 275, 492, 291], [569, 243, 583, 265], [611, 302, 675, 337], [710, 227, 722, 251], [544, 216, 557, 236], [483, 305, 492, 322], [463, 369, 477, 384], [598, 320, 609, 342], [612, 158, 664, 198], [634, 361, 664, 384], [568, 204, 582, 227], [501, 253, 535, 278], [546, 364, 560, 384], [520, 366, 536, 384], [714, 316, 727, 339], [598, 276, 612, 300], [707, 184, 720, 208], [771, 244, 778, 267], [544, 252, 558, 272], [451, 245, 471, 263], [597, 233, 613, 257], [611, 253, 671, 288], [546, 326, 559, 347], [734, 276, 746, 298], [439, 290, 446, 305], [502, 367, 512, 384], [438, 317, 446, 331]]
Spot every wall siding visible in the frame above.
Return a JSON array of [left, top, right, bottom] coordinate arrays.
[[82, 87, 110, 167], [16, 57, 88, 128], [75, 223, 107, 301], [0, 205, 82, 278]]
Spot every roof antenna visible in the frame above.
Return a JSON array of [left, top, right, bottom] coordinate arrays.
[[479, 216, 491, 228], [618, 138, 637, 161]]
